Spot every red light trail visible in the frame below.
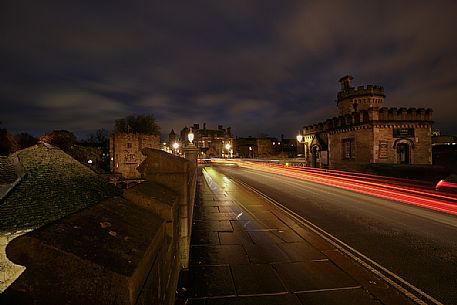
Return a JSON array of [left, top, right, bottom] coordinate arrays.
[[213, 160, 457, 216]]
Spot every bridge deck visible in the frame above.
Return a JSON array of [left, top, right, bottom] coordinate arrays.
[[175, 168, 414, 305]]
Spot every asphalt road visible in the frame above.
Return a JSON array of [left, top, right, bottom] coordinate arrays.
[[210, 164, 457, 305]]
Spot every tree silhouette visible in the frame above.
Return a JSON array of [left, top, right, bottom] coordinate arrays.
[[114, 114, 160, 135], [0, 123, 19, 155], [40, 130, 76, 152], [16, 132, 38, 149]]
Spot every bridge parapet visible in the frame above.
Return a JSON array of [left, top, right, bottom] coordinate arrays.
[[1, 149, 197, 305]]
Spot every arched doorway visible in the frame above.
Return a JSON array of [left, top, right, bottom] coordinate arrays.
[[311, 145, 320, 168], [396, 143, 410, 164]]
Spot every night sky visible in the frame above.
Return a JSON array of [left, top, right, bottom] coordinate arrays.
[[1, 1, 457, 139]]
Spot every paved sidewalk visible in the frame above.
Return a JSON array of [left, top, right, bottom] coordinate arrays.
[[176, 167, 414, 305]]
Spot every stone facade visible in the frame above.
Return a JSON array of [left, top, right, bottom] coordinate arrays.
[[300, 76, 433, 170], [109, 133, 160, 178], [256, 138, 275, 157], [173, 124, 233, 158]]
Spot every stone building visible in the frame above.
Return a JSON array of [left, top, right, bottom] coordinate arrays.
[[109, 133, 160, 178], [299, 75, 433, 170], [236, 136, 296, 158], [236, 137, 258, 158], [173, 123, 233, 158]]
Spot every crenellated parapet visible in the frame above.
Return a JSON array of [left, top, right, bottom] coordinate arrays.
[[303, 107, 433, 135], [337, 76, 386, 116], [378, 107, 433, 121], [337, 84, 385, 100]]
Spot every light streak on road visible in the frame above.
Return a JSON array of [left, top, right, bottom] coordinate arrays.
[[212, 160, 457, 216]]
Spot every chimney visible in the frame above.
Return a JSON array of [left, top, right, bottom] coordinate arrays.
[[339, 75, 354, 91], [218, 125, 223, 130], [193, 123, 199, 130], [203, 122, 206, 130]]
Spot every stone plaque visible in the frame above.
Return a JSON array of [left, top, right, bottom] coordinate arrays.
[[393, 128, 414, 138]]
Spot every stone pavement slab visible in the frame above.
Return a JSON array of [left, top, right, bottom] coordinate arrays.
[[273, 261, 357, 292], [296, 288, 383, 305], [230, 264, 287, 295], [205, 294, 302, 305], [189, 265, 236, 298], [175, 168, 414, 305]]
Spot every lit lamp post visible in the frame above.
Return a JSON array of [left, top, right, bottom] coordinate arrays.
[[296, 133, 304, 157], [225, 143, 231, 159], [184, 128, 199, 165], [249, 146, 253, 158], [172, 142, 180, 155], [187, 128, 194, 145]]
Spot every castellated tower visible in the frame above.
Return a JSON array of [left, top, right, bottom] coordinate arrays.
[[337, 75, 385, 116]]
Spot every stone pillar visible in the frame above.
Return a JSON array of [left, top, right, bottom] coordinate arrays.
[[183, 143, 199, 167], [182, 143, 199, 267]]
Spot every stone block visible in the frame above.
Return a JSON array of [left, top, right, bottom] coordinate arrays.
[[3, 196, 168, 305], [123, 181, 178, 222]]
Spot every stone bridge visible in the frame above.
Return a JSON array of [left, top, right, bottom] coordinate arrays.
[[1, 146, 198, 305]]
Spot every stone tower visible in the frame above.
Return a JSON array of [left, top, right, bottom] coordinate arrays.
[[336, 75, 385, 116]]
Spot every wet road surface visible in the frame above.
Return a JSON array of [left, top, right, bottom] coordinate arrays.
[[212, 164, 457, 305]]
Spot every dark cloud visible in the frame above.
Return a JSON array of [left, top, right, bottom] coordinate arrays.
[[1, 0, 456, 138]]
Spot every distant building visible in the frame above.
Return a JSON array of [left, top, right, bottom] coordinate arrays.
[[432, 134, 457, 170], [109, 133, 160, 178], [235, 136, 296, 158], [172, 123, 234, 158], [236, 137, 258, 158], [300, 75, 433, 170]]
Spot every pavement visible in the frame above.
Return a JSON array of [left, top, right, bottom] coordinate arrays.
[[175, 167, 415, 305]]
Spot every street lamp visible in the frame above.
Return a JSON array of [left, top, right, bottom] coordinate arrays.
[[188, 128, 194, 144], [225, 143, 231, 158], [172, 142, 180, 155], [296, 133, 304, 157]]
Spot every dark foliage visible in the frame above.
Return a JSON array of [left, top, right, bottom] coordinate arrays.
[[114, 114, 160, 135], [16, 132, 38, 149], [40, 130, 76, 152]]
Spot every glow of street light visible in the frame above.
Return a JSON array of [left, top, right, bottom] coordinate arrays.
[[296, 134, 303, 142], [172, 142, 180, 150], [225, 143, 231, 150], [188, 128, 194, 143]]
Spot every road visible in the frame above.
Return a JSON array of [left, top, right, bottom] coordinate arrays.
[[209, 162, 457, 305]]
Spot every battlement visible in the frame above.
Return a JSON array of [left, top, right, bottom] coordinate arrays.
[[336, 76, 386, 116], [337, 84, 385, 100], [303, 107, 433, 134]]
